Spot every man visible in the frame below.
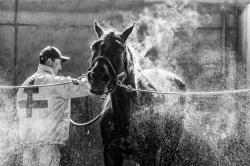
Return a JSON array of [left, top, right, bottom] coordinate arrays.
[[16, 46, 91, 166]]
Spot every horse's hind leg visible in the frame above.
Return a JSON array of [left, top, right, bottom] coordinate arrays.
[[103, 148, 124, 166]]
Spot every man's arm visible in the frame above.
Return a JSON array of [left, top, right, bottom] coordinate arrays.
[[55, 76, 92, 99]]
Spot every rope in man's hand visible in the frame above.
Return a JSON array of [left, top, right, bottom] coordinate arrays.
[[72, 72, 89, 85]]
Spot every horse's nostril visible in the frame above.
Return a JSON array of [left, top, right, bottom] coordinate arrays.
[[100, 75, 110, 83]]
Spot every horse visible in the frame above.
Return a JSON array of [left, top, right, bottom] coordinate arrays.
[[87, 20, 186, 166]]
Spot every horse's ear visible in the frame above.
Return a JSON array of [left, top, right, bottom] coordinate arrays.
[[94, 20, 104, 38], [120, 22, 135, 42]]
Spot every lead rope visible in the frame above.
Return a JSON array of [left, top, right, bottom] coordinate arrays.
[[69, 72, 105, 126], [117, 80, 250, 95], [0, 72, 89, 89], [0, 81, 72, 89], [69, 110, 104, 126], [4, 72, 250, 127], [67, 71, 106, 126]]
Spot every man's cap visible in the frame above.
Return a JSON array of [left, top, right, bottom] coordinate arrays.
[[39, 46, 70, 63]]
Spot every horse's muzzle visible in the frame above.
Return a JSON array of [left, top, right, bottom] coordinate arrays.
[[88, 72, 110, 84], [88, 72, 111, 95]]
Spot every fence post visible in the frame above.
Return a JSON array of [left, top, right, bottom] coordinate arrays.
[[13, 0, 19, 86]]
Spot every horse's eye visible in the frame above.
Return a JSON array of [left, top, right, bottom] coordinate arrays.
[[101, 42, 107, 48]]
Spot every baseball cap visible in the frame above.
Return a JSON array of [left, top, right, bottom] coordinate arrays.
[[39, 46, 70, 63]]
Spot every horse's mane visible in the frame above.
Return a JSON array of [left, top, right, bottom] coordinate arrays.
[[102, 31, 124, 44], [126, 46, 141, 73]]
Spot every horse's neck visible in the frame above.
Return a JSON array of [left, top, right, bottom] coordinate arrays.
[[110, 66, 138, 119], [111, 71, 137, 108], [110, 77, 137, 134], [110, 45, 139, 121]]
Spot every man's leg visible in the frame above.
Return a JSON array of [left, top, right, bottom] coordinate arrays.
[[37, 144, 61, 166]]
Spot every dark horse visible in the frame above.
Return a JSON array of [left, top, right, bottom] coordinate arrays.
[[88, 20, 186, 166]]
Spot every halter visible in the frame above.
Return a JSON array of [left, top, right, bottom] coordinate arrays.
[[88, 56, 127, 94]]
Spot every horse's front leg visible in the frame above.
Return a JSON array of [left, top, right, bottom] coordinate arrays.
[[103, 147, 124, 166]]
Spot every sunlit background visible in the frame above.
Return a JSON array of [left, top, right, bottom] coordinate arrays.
[[1, 0, 250, 165]]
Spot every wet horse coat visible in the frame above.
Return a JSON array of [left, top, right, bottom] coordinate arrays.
[[88, 20, 186, 166]]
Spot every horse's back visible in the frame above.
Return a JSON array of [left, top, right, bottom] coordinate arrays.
[[139, 69, 186, 93]]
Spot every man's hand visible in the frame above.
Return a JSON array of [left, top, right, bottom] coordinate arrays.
[[72, 79, 80, 85]]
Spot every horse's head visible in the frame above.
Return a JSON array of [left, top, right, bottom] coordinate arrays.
[[88, 20, 135, 95]]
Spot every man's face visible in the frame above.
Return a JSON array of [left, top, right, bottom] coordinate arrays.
[[51, 58, 62, 75]]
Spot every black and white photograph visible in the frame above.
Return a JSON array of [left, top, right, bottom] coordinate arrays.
[[0, 0, 250, 165]]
